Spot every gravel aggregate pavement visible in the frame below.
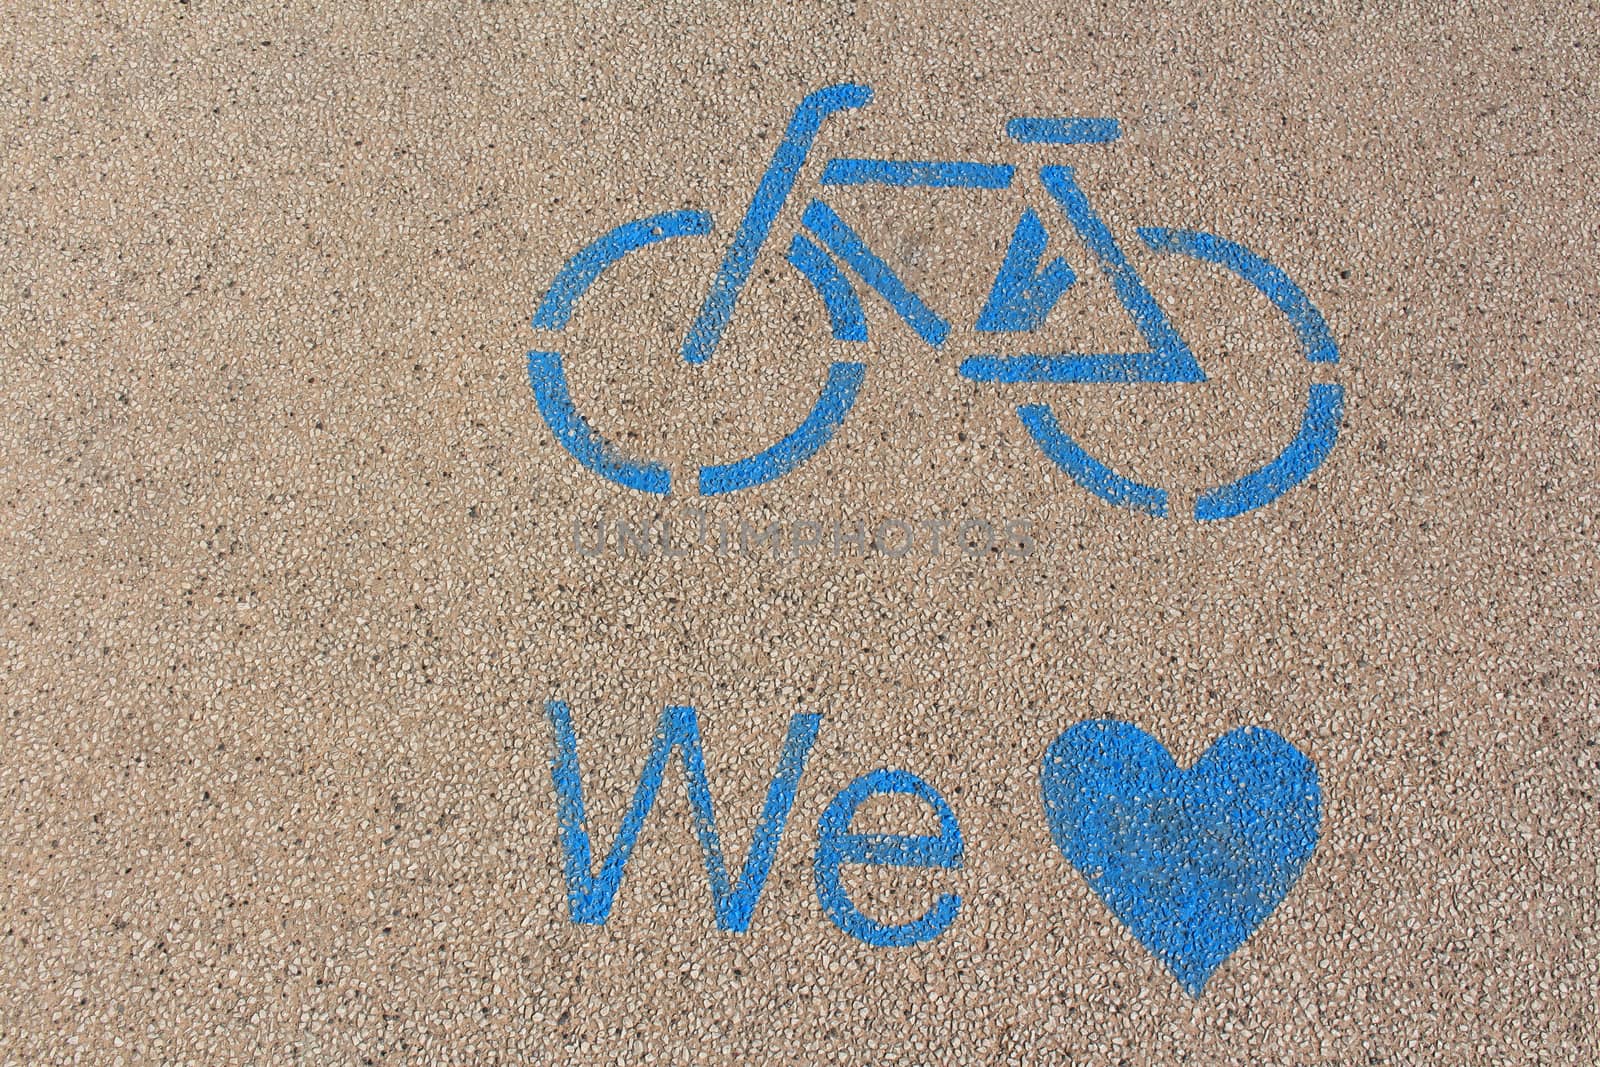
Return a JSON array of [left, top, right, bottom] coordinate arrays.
[[1, 3, 1596, 1064]]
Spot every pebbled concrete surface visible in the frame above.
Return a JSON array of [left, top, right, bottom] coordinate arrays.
[[1, 3, 1596, 1063]]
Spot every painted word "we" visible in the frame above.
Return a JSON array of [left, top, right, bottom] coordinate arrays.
[[546, 701, 963, 947]]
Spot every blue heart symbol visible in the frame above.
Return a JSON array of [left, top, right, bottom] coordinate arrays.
[[1040, 720, 1321, 996]]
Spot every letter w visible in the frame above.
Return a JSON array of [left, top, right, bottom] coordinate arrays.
[[545, 701, 821, 931]]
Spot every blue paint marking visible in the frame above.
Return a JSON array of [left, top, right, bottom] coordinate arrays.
[[1130, 226, 1342, 519], [960, 167, 1208, 382], [814, 769, 964, 947], [1016, 404, 1168, 516], [546, 701, 822, 932], [960, 355, 1169, 383], [819, 159, 1015, 189], [526, 85, 1343, 517], [787, 234, 869, 342], [1195, 384, 1344, 521], [976, 208, 1077, 333], [1006, 117, 1122, 145], [802, 199, 950, 347], [969, 165, 1205, 383], [681, 83, 873, 365], [527, 350, 671, 494], [1040, 720, 1320, 996], [1138, 227, 1339, 364], [699, 362, 867, 495], [533, 210, 713, 331]]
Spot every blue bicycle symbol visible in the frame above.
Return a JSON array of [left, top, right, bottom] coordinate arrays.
[[528, 83, 1343, 520]]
